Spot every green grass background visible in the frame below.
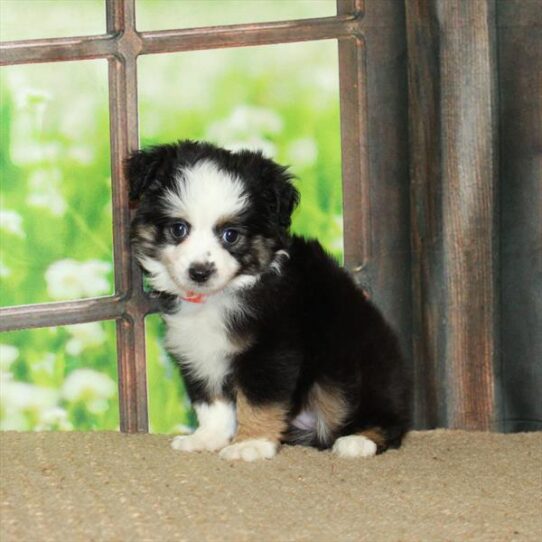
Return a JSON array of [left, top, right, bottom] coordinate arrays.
[[0, 0, 342, 433]]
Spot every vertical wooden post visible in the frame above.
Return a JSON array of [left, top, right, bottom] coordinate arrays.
[[405, 0, 444, 428], [406, 0, 499, 430], [107, 0, 149, 432], [440, 0, 498, 430], [338, 0, 412, 379], [357, 1, 413, 386], [337, 0, 371, 272]]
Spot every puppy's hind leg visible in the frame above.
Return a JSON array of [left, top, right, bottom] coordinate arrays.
[[332, 427, 404, 458]]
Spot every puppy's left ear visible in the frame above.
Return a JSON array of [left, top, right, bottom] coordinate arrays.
[[275, 173, 300, 233], [124, 144, 177, 201]]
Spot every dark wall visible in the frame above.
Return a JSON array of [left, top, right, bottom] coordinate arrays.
[[360, 0, 541, 431], [497, 0, 542, 432]]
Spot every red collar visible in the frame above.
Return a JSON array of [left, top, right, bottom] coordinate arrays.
[[181, 291, 207, 304]]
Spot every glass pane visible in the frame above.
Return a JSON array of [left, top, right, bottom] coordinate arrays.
[[0, 60, 113, 306], [0, 320, 118, 431], [0, 0, 105, 42], [138, 41, 343, 260], [136, 0, 336, 31], [146, 314, 194, 434]]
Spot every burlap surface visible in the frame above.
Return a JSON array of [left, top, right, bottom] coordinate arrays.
[[1, 430, 541, 541]]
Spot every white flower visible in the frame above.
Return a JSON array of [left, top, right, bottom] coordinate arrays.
[[15, 87, 51, 131], [62, 368, 116, 414], [45, 259, 112, 300], [35, 407, 73, 431], [64, 322, 106, 356], [79, 261, 113, 294], [0, 344, 19, 371], [68, 145, 94, 165], [313, 68, 339, 95], [27, 167, 67, 216], [12, 141, 61, 166], [16, 87, 52, 111], [0, 209, 26, 238], [0, 371, 13, 383], [0, 410, 26, 431], [287, 138, 318, 167], [228, 105, 283, 135], [331, 214, 344, 253], [206, 105, 283, 145], [0, 378, 59, 430], [59, 95, 100, 140], [28, 191, 66, 216], [32, 353, 56, 376], [0, 260, 10, 278], [331, 236, 344, 253], [225, 138, 276, 158]]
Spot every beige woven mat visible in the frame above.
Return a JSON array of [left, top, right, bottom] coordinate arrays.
[[1, 430, 541, 541]]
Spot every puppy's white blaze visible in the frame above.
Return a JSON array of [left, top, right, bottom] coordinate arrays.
[[332, 435, 378, 458], [219, 438, 278, 461], [160, 160, 248, 292], [165, 160, 248, 222], [164, 293, 246, 397], [171, 400, 236, 452]]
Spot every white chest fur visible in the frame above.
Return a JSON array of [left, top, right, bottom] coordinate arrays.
[[163, 294, 244, 397]]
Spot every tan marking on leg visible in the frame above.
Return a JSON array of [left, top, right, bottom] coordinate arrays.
[[234, 392, 288, 443], [358, 427, 387, 451], [308, 383, 349, 443]]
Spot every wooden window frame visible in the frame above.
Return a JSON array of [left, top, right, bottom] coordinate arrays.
[[0, 0, 369, 432]]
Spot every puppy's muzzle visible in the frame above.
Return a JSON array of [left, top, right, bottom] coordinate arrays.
[[188, 262, 216, 284]]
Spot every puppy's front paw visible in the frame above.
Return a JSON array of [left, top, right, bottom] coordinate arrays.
[[219, 438, 278, 462], [332, 435, 377, 458], [171, 430, 229, 453]]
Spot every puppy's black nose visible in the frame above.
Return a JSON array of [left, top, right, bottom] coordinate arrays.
[[188, 263, 214, 283]]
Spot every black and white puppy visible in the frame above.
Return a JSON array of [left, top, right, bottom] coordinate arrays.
[[127, 140, 411, 461]]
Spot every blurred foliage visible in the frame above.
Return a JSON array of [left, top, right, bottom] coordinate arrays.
[[0, 0, 342, 433]]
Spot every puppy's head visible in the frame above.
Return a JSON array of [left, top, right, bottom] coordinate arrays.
[[126, 140, 299, 298]]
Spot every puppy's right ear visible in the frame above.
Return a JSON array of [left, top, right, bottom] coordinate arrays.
[[124, 145, 176, 201]]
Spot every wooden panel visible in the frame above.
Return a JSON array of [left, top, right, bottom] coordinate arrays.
[[440, 0, 498, 430], [337, 0, 370, 269], [0, 297, 124, 331], [0, 16, 359, 66], [497, 0, 542, 432], [405, 0, 445, 428], [107, 0, 149, 433], [406, 0, 499, 429], [353, 0, 413, 369], [141, 16, 357, 55]]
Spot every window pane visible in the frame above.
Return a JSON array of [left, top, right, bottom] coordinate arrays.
[[0, 320, 118, 431], [0, 0, 105, 41], [146, 314, 194, 434], [136, 0, 336, 31], [138, 41, 343, 260], [0, 60, 113, 307], [141, 42, 342, 434]]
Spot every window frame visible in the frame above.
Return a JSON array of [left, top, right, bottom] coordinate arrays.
[[0, 0, 369, 432]]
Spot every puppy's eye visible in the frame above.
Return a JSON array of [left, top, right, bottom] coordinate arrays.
[[222, 228, 240, 245], [170, 222, 189, 240]]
